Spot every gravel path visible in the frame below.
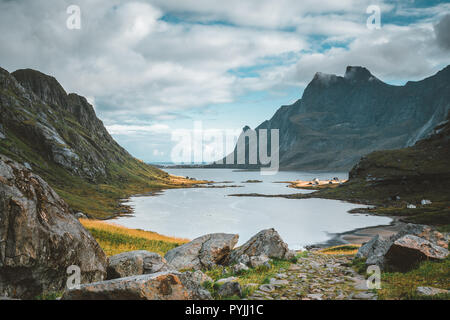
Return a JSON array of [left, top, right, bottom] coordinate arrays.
[[246, 252, 377, 300]]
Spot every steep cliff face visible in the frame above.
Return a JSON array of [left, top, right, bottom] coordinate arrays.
[[220, 65, 450, 171], [0, 67, 170, 218], [3, 68, 135, 180]]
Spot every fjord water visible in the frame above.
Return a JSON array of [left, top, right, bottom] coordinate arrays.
[[115, 169, 392, 249]]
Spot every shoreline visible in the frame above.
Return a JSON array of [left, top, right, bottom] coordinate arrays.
[[111, 172, 401, 250], [308, 216, 404, 249]]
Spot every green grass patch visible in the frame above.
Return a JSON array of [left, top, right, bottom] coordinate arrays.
[[378, 256, 450, 300], [204, 258, 292, 299]]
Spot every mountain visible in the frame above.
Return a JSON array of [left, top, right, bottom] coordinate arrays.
[[217, 66, 450, 171], [0, 67, 173, 218], [311, 112, 450, 228]]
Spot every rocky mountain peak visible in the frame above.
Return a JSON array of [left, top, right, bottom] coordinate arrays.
[[311, 72, 340, 86], [344, 66, 376, 82], [12, 68, 68, 108]]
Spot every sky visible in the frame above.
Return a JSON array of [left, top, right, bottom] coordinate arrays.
[[0, 0, 449, 162]]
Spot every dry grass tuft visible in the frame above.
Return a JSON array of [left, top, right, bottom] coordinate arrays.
[[318, 244, 361, 255]]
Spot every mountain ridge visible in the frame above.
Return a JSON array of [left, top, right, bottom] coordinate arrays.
[[0, 67, 176, 218], [216, 65, 450, 171]]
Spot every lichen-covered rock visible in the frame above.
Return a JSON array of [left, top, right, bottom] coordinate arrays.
[[249, 255, 270, 268], [355, 235, 379, 259], [62, 271, 212, 300], [177, 271, 213, 300], [107, 251, 173, 279], [384, 235, 448, 271], [217, 281, 242, 298], [164, 233, 239, 270], [231, 228, 293, 263], [232, 262, 249, 274], [0, 155, 107, 299]]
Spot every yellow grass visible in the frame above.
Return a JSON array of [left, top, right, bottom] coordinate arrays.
[[167, 174, 210, 186], [79, 219, 189, 256], [79, 219, 189, 243], [318, 244, 361, 255]]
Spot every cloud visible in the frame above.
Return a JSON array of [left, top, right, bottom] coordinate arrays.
[[434, 14, 450, 50], [0, 0, 449, 160], [106, 123, 170, 135]]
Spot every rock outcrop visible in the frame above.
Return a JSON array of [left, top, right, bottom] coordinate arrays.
[[384, 235, 449, 271], [356, 224, 449, 271], [0, 155, 107, 299], [107, 250, 173, 280], [62, 271, 212, 300], [164, 233, 239, 270], [217, 281, 242, 298], [231, 228, 294, 263]]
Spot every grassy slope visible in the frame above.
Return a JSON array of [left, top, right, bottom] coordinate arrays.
[[285, 120, 450, 231], [352, 256, 450, 300], [79, 219, 189, 256]]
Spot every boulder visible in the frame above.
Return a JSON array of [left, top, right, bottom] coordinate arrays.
[[355, 235, 379, 259], [231, 228, 293, 263], [177, 271, 213, 300], [384, 235, 448, 271], [235, 253, 250, 266], [62, 271, 212, 300], [356, 223, 449, 270], [217, 281, 242, 298], [107, 250, 173, 279], [249, 255, 270, 268], [0, 155, 107, 299], [164, 233, 239, 270], [216, 277, 238, 285], [232, 263, 249, 274]]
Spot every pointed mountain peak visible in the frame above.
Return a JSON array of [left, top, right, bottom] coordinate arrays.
[[344, 66, 376, 82]]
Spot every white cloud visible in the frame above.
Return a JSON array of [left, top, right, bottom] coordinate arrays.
[[106, 123, 170, 135], [0, 0, 449, 156]]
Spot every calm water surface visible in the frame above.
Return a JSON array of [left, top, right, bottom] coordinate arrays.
[[114, 169, 391, 249]]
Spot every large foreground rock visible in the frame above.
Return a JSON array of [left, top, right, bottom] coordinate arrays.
[[384, 235, 448, 271], [356, 223, 449, 270], [0, 155, 107, 299], [107, 250, 172, 279], [62, 271, 212, 300], [164, 233, 239, 270], [231, 228, 294, 263]]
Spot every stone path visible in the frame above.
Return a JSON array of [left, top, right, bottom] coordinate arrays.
[[246, 252, 377, 300]]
